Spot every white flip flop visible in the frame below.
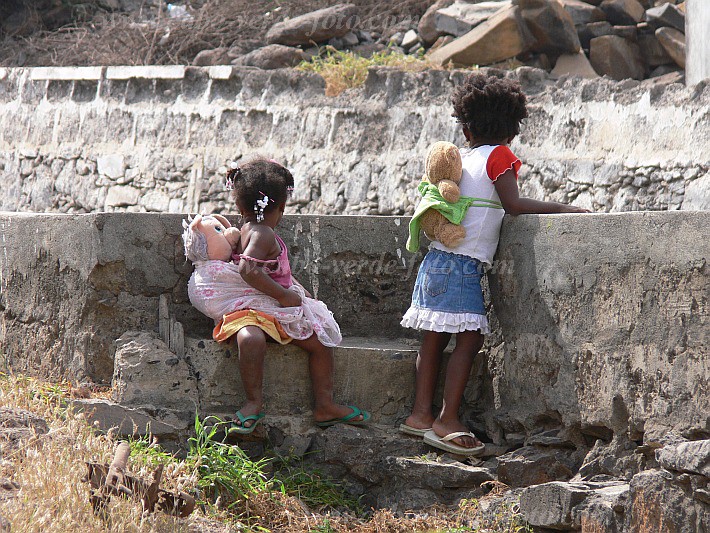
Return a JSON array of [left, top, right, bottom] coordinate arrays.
[[399, 423, 432, 437], [423, 429, 485, 456]]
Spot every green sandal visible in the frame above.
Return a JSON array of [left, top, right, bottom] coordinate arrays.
[[227, 411, 265, 435], [316, 406, 371, 428]]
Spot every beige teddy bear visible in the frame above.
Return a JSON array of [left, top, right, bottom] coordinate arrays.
[[407, 141, 471, 252]]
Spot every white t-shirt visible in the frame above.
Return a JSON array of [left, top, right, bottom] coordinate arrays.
[[431, 144, 520, 265]]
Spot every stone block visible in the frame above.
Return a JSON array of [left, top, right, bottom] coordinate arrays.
[[105, 185, 140, 208], [520, 0, 582, 56], [232, 44, 306, 70], [418, 0, 456, 45], [106, 65, 186, 80], [561, 0, 607, 25], [578, 21, 614, 49], [639, 33, 673, 67], [520, 481, 591, 528], [434, 1, 511, 37], [29, 66, 102, 80], [97, 154, 125, 179], [681, 173, 710, 210], [429, 6, 528, 67], [551, 50, 599, 78], [655, 26, 686, 68], [71, 80, 98, 103], [266, 4, 358, 46], [590, 35, 645, 80], [656, 440, 710, 476], [645, 2, 685, 31], [599, 0, 645, 25], [46, 80, 73, 102], [208, 65, 234, 80], [498, 446, 578, 487], [71, 398, 185, 439], [20, 79, 46, 105], [112, 331, 197, 410]]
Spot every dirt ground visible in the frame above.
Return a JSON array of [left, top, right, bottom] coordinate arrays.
[[0, 0, 433, 67]]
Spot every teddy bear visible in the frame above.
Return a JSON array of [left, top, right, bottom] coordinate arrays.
[[406, 141, 473, 252], [182, 214, 240, 262]]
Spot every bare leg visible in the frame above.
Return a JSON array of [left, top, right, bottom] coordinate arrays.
[[404, 330, 451, 430], [234, 326, 266, 428], [432, 329, 484, 448], [291, 334, 365, 423]]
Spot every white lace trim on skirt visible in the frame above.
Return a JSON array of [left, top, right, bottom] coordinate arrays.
[[400, 306, 490, 334]]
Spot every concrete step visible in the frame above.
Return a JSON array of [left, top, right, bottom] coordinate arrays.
[[185, 336, 421, 427]]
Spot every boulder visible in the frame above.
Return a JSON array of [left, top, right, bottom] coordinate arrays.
[[561, 0, 607, 25], [639, 33, 673, 66], [266, 4, 358, 46], [417, 0, 456, 46], [656, 440, 710, 477], [434, 1, 513, 37], [645, 2, 685, 31], [626, 469, 709, 532], [400, 29, 420, 51], [497, 445, 578, 487], [551, 50, 599, 78], [655, 26, 686, 68], [578, 20, 614, 48], [192, 47, 230, 66], [519, 0, 581, 57], [599, 0, 645, 25], [0, 407, 49, 452], [589, 35, 645, 80], [112, 331, 198, 411], [232, 44, 306, 70], [521, 481, 629, 530], [428, 6, 529, 67]]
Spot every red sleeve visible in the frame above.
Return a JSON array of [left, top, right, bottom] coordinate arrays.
[[486, 145, 522, 182]]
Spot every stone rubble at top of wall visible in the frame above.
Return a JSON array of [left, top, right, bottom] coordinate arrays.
[[0, 65, 708, 216]]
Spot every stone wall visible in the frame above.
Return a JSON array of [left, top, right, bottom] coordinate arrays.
[[0, 212, 707, 446], [0, 65, 708, 217]]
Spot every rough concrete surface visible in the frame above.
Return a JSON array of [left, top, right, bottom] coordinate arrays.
[[0, 66, 707, 217]]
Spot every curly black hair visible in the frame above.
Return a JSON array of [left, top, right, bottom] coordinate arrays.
[[228, 157, 294, 219], [451, 73, 528, 141]]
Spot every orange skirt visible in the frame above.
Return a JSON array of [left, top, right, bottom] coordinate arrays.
[[213, 309, 292, 345]]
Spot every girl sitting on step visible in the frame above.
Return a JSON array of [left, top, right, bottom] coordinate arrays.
[[401, 73, 589, 455], [188, 157, 369, 434]]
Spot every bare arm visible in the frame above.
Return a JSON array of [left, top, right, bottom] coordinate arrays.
[[494, 170, 590, 215], [238, 226, 301, 307]]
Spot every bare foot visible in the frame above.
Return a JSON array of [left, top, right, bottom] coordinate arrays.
[[233, 401, 263, 429], [313, 404, 366, 424], [404, 413, 435, 430], [432, 418, 483, 449]]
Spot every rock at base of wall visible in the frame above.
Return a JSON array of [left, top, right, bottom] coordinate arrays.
[[192, 47, 230, 66], [561, 0, 607, 25], [589, 35, 645, 80], [497, 446, 579, 488], [626, 469, 709, 533], [232, 45, 306, 70], [112, 331, 198, 411], [655, 26, 686, 69], [266, 4, 358, 47], [645, 2, 685, 32], [428, 6, 528, 67]]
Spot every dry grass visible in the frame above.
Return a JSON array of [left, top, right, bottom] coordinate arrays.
[[0, 0, 434, 67], [297, 48, 439, 96], [0, 373, 529, 532]]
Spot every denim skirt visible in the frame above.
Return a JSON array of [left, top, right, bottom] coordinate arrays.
[[401, 248, 490, 334]]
